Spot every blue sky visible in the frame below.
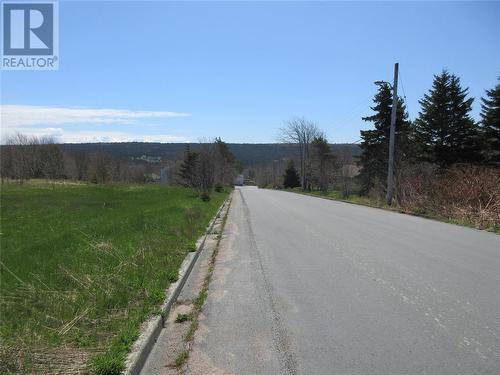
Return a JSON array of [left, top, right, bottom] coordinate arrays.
[[1, 0, 499, 143]]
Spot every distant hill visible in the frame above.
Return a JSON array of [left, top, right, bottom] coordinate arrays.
[[59, 142, 360, 166]]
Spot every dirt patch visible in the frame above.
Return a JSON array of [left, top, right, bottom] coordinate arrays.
[[0, 345, 102, 374]]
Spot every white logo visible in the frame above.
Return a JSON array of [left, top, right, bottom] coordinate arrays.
[[1, 1, 59, 70]]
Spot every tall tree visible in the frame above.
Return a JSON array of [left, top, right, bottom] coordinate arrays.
[[415, 70, 481, 167], [337, 146, 355, 198], [74, 151, 89, 180], [214, 137, 237, 188], [311, 136, 333, 192], [283, 160, 300, 189], [93, 152, 111, 184], [196, 142, 215, 200], [279, 118, 323, 190], [358, 82, 414, 195], [480, 77, 500, 164], [40, 144, 64, 179], [178, 145, 198, 187]]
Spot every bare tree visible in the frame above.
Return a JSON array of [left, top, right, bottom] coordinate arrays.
[[90, 152, 112, 184], [12, 134, 35, 178], [279, 117, 324, 190], [38, 137, 64, 179], [252, 159, 287, 189], [6, 133, 32, 181], [1, 133, 63, 181], [0, 144, 13, 182], [337, 145, 357, 198], [253, 163, 272, 188], [73, 152, 89, 180]]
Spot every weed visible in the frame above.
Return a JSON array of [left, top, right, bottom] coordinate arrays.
[[187, 241, 198, 252], [90, 351, 125, 375], [174, 350, 189, 367], [185, 319, 199, 342], [175, 313, 193, 323], [183, 197, 232, 353], [0, 182, 228, 373]]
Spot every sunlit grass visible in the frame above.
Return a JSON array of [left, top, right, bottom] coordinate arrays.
[[0, 182, 227, 373]]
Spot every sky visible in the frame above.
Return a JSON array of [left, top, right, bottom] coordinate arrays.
[[1, 0, 499, 144]]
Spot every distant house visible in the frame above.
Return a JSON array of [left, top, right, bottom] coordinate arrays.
[[234, 174, 244, 186], [133, 155, 161, 163]]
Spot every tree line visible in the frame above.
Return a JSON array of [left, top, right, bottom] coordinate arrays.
[[354, 71, 500, 230], [1, 133, 156, 184], [249, 118, 356, 197], [252, 70, 499, 229], [358, 71, 499, 196], [177, 138, 241, 200], [1, 135, 240, 200]]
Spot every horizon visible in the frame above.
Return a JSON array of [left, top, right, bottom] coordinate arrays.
[[1, 1, 499, 144], [30, 140, 361, 146]]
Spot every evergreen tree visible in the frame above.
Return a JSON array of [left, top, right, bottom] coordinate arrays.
[[178, 145, 198, 187], [214, 137, 237, 188], [311, 136, 333, 192], [415, 70, 481, 167], [480, 77, 500, 163], [283, 160, 300, 189], [358, 82, 414, 195]]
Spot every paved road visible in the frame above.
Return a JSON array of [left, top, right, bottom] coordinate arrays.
[[187, 187, 500, 375]]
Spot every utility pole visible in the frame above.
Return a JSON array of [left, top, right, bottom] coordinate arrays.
[[386, 62, 398, 205]]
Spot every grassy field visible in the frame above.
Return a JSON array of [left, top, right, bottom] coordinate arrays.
[[0, 181, 228, 374]]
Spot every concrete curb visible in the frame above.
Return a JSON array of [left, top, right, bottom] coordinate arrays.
[[123, 193, 232, 375]]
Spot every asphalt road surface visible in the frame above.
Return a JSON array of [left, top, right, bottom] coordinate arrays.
[[187, 187, 500, 375]]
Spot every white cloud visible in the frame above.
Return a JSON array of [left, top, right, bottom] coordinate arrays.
[[59, 130, 189, 143], [0, 104, 191, 143], [0, 104, 190, 128], [0, 127, 189, 144]]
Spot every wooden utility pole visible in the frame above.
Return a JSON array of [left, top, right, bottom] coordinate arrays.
[[386, 62, 398, 205]]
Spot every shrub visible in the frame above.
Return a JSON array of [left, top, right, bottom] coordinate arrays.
[[394, 163, 499, 229], [395, 162, 438, 214], [434, 165, 500, 229]]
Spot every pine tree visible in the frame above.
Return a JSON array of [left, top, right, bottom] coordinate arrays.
[[358, 82, 414, 195], [214, 137, 237, 188], [415, 70, 481, 167], [283, 160, 300, 189], [178, 145, 198, 187], [480, 77, 500, 163]]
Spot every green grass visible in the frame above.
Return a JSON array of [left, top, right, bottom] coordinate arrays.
[[0, 181, 228, 373], [174, 350, 189, 368], [175, 313, 193, 323]]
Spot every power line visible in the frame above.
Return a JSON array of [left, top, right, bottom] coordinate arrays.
[[386, 63, 399, 205], [398, 69, 412, 120]]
